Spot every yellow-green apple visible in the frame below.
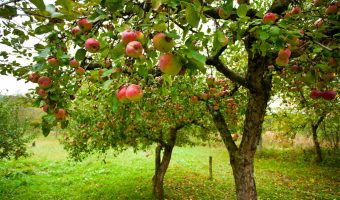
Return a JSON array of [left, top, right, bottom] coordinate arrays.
[[152, 33, 175, 52], [38, 76, 52, 88], [85, 38, 100, 53], [159, 53, 182, 75], [262, 12, 277, 24], [125, 41, 143, 58], [122, 30, 137, 44], [136, 31, 145, 43], [278, 48, 291, 59], [276, 57, 289, 66], [78, 18, 92, 31], [126, 84, 143, 101]]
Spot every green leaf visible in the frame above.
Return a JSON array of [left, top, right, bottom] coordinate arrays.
[[111, 96, 120, 113], [0, 6, 17, 19], [75, 49, 86, 60], [102, 69, 114, 77], [41, 124, 51, 137], [186, 5, 200, 28], [56, 0, 72, 11], [29, 0, 45, 11], [46, 4, 64, 18], [111, 43, 125, 58], [237, 4, 248, 17], [153, 23, 167, 32], [259, 31, 269, 41], [60, 120, 69, 129], [34, 24, 54, 35], [270, 27, 280, 36], [103, 79, 113, 90]]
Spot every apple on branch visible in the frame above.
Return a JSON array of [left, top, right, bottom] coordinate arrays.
[[47, 56, 58, 67], [38, 76, 52, 88], [122, 30, 137, 44], [125, 41, 143, 58], [69, 58, 80, 68], [262, 12, 277, 24], [28, 72, 40, 83], [85, 38, 100, 53], [152, 33, 175, 53], [159, 53, 182, 75], [126, 84, 143, 101], [78, 18, 92, 31]]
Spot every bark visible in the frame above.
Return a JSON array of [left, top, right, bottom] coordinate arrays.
[[311, 115, 325, 162], [152, 128, 178, 199]]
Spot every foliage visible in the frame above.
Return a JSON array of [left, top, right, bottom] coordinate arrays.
[[0, 96, 31, 159]]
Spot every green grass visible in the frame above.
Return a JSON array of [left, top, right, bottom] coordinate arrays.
[[0, 136, 339, 200]]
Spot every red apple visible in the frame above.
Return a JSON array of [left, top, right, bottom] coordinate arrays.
[[125, 41, 143, 58], [42, 105, 48, 112], [275, 57, 289, 66], [310, 89, 322, 99], [290, 65, 302, 72], [159, 53, 182, 75], [69, 58, 80, 68], [47, 56, 58, 67], [78, 18, 92, 31], [136, 31, 145, 43], [326, 4, 337, 15], [116, 86, 127, 102], [28, 73, 40, 83], [75, 67, 85, 75], [38, 88, 47, 98], [262, 12, 277, 24], [71, 26, 81, 36], [85, 38, 100, 53], [191, 96, 198, 102], [152, 33, 175, 53], [55, 108, 66, 121], [38, 76, 52, 88], [206, 76, 215, 86], [321, 90, 336, 100], [122, 30, 137, 44], [278, 48, 291, 59], [200, 93, 209, 100], [126, 84, 143, 101], [291, 7, 301, 14]]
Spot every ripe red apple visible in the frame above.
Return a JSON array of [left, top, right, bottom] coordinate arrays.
[[122, 30, 137, 44], [69, 58, 80, 68], [38, 76, 52, 88], [28, 73, 40, 83], [326, 4, 337, 15], [42, 105, 48, 112], [55, 108, 66, 121], [191, 96, 198, 102], [152, 33, 175, 53], [76, 67, 85, 75], [291, 7, 301, 14], [262, 12, 277, 24], [71, 26, 81, 36], [278, 48, 291, 59], [85, 38, 100, 53], [126, 84, 143, 101], [310, 89, 322, 99], [275, 57, 289, 66], [38, 88, 47, 98], [321, 90, 336, 100], [116, 86, 127, 102], [290, 65, 302, 72], [125, 41, 143, 58], [159, 53, 182, 75], [78, 18, 92, 31], [47, 56, 58, 67]]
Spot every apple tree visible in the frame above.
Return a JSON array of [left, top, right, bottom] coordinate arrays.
[[0, 0, 339, 199]]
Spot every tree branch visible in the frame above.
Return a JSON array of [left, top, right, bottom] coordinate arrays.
[[203, 8, 258, 20]]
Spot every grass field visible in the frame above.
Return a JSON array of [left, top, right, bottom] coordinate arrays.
[[0, 135, 339, 200]]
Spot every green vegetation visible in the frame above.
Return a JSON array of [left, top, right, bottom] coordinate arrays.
[[0, 136, 338, 200]]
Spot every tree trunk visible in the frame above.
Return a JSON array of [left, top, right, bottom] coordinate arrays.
[[311, 115, 325, 162], [152, 128, 178, 199]]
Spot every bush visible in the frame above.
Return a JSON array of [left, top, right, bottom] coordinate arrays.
[[0, 96, 31, 159]]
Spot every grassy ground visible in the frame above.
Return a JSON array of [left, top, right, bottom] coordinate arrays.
[[0, 136, 339, 200]]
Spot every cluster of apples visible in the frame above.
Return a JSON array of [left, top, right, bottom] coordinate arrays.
[[116, 84, 143, 102], [310, 89, 337, 100], [275, 48, 291, 66], [284, 7, 302, 18], [121, 30, 145, 58], [71, 18, 100, 53]]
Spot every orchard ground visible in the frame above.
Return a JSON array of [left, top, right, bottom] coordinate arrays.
[[0, 134, 339, 200]]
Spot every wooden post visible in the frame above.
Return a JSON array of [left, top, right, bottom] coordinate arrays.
[[209, 156, 213, 180]]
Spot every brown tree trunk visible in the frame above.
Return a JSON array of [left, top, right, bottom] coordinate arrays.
[[152, 128, 178, 199], [311, 115, 325, 162]]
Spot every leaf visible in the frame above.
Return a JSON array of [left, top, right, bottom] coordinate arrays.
[[56, 0, 72, 11], [270, 26, 280, 36], [259, 31, 269, 41], [237, 4, 248, 17], [103, 79, 113, 90], [102, 69, 114, 77], [29, 0, 45, 11], [41, 124, 51, 137], [153, 23, 167, 32], [186, 5, 200, 28], [34, 24, 54, 35], [61, 120, 69, 129], [111, 96, 120, 113], [75, 49, 86, 60], [0, 6, 17, 19], [45, 4, 63, 18]]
